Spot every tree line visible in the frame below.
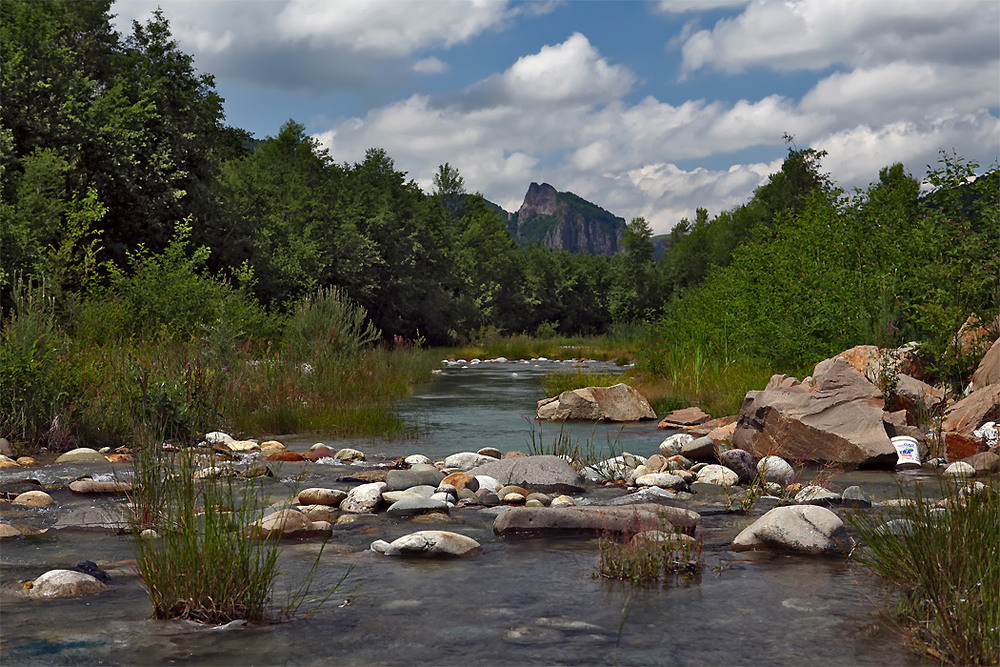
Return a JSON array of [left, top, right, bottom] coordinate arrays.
[[3, 1, 997, 367]]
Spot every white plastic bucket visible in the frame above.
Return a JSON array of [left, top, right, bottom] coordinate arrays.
[[891, 435, 921, 468]]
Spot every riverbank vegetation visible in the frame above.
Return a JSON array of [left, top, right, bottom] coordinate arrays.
[[848, 481, 1000, 665]]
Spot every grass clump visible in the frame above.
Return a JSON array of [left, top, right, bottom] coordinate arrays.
[[597, 513, 702, 584], [127, 442, 333, 624], [848, 480, 999, 665]]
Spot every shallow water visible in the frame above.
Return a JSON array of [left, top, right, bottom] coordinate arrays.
[[0, 360, 933, 665]]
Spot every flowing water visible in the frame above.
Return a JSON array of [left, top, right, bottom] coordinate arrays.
[[0, 359, 933, 665]]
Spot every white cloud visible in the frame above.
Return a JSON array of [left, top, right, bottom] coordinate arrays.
[[413, 57, 447, 74], [656, 0, 750, 13], [679, 0, 1000, 75]]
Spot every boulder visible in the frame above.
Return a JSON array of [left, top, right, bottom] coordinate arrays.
[[385, 496, 450, 518], [26, 570, 106, 598], [334, 448, 365, 462], [297, 487, 347, 507], [889, 374, 946, 421], [656, 406, 711, 429], [962, 451, 999, 476], [12, 490, 54, 507], [382, 530, 482, 558], [0, 454, 19, 468], [340, 482, 387, 513], [0, 437, 13, 457], [1, 523, 21, 539], [680, 436, 717, 461], [477, 447, 502, 459], [536, 383, 655, 422], [732, 358, 896, 467], [606, 487, 685, 506], [493, 504, 700, 537], [68, 480, 132, 495], [467, 455, 585, 494], [942, 384, 1000, 435], [204, 431, 234, 445], [302, 446, 335, 462], [793, 485, 841, 506], [443, 452, 496, 471], [731, 505, 849, 555], [404, 454, 432, 466], [718, 449, 756, 484], [55, 448, 107, 464], [634, 473, 687, 490], [251, 509, 330, 540], [695, 465, 739, 487], [756, 456, 794, 486], [943, 461, 975, 478], [386, 464, 445, 491], [971, 337, 1000, 391], [52, 507, 128, 533], [659, 433, 693, 457]]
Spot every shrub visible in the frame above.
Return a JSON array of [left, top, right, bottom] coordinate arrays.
[[283, 285, 381, 363], [597, 512, 702, 584]]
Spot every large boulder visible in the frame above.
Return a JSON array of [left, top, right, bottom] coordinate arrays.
[[386, 464, 445, 491], [468, 455, 585, 494], [250, 509, 331, 540], [380, 530, 482, 558], [340, 482, 386, 513], [972, 337, 1000, 391], [536, 383, 655, 422], [732, 358, 895, 467], [942, 384, 1000, 435], [493, 504, 700, 537], [889, 374, 946, 421], [731, 505, 849, 555]]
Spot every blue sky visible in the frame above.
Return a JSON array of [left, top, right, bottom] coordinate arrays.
[[113, 0, 999, 233]]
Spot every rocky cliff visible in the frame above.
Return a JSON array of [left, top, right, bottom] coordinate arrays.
[[510, 183, 625, 256]]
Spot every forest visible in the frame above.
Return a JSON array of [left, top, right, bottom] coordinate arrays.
[[2, 1, 998, 451]]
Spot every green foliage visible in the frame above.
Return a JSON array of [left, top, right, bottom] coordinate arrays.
[[848, 480, 1000, 665], [541, 369, 623, 396], [283, 285, 381, 362], [597, 517, 702, 583]]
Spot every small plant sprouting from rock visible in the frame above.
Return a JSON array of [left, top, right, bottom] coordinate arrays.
[[597, 511, 702, 584]]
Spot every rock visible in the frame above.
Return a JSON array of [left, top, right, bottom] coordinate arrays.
[[502, 451, 529, 459], [55, 448, 108, 464], [337, 469, 387, 484], [12, 490, 53, 507], [475, 475, 501, 492], [52, 507, 128, 533], [382, 530, 482, 558], [841, 485, 872, 507], [536, 383, 655, 422], [681, 436, 717, 461], [386, 496, 450, 518], [607, 486, 684, 506], [0, 454, 19, 468], [630, 530, 699, 550], [303, 446, 335, 462], [942, 384, 1000, 435], [756, 456, 794, 486], [656, 406, 711, 429], [889, 374, 946, 421], [665, 455, 693, 471], [733, 358, 896, 467], [298, 505, 338, 523], [370, 539, 391, 554], [718, 449, 756, 484], [467, 455, 585, 494], [502, 492, 526, 505], [962, 451, 1000, 476], [26, 569, 106, 598], [550, 495, 576, 507], [441, 472, 478, 492], [943, 461, 975, 478], [241, 464, 273, 479], [793, 485, 841, 506], [1, 523, 22, 539], [944, 431, 983, 461], [498, 484, 530, 498], [263, 451, 305, 462], [634, 473, 687, 490], [335, 448, 365, 462], [251, 509, 330, 540], [404, 454, 432, 466], [444, 452, 496, 470], [476, 489, 501, 506], [695, 465, 739, 487], [659, 433, 693, 457], [0, 437, 13, 457], [493, 504, 700, 537], [297, 488, 347, 506], [386, 464, 446, 491], [732, 505, 849, 555], [259, 441, 286, 457], [645, 454, 667, 472], [226, 440, 259, 453], [71, 560, 111, 583], [341, 482, 387, 513], [68, 480, 132, 495], [477, 447, 502, 459], [972, 337, 1000, 390], [974, 422, 999, 450], [204, 431, 234, 445]]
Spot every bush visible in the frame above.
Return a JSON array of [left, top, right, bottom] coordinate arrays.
[[283, 285, 381, 363]]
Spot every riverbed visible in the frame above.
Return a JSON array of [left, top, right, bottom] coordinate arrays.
[[0, 359, 933, 665]]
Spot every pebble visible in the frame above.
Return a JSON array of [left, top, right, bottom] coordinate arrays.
[[13, 490, 54, 507]]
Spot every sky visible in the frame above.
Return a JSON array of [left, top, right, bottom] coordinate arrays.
[[111, 0, 1000, 234]]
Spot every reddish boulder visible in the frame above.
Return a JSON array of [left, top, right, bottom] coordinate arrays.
[[942, 384, 1000, 434], [264, 451, 305, 462], [303, 446, 334, 462], [656, 406, 711, 430], [732, 358, 895, 467], [972, 337, 1000, 391]]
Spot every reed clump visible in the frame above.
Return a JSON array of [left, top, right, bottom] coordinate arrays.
[[597, 512, 703, 584], [848, 479, 999, 665]]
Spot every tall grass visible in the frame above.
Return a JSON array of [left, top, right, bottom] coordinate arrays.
[[541, 369, 624, 396], [128, 444, 282, 623], [597, 512, 703, 583], [848, 480, 1000, 665]]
